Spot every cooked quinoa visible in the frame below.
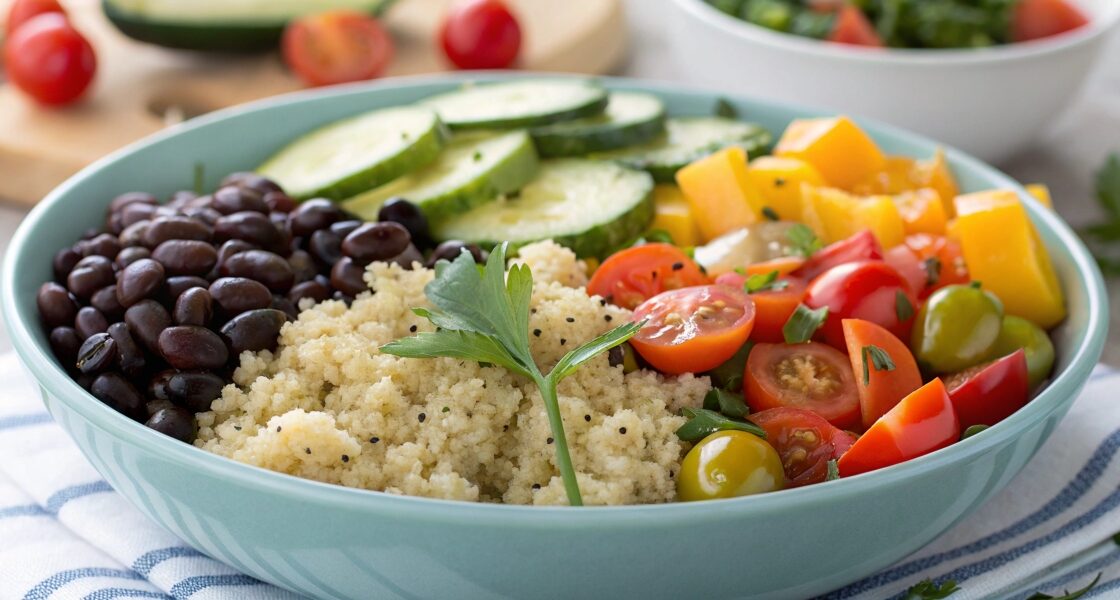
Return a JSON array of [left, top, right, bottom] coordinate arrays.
[[195, 241, 709, 505]]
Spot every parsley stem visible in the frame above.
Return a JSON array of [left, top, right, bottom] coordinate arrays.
[[533, 374, 583, 506]]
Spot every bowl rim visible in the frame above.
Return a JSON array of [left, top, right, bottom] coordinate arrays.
[[0, 72, 1109, 525], [670, 0, 1120, 65]]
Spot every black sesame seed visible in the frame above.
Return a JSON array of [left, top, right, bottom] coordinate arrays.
[[651, 271, 658, 279], [669, 470, 675, 478], [530, 308, 537, 314], [532, 483, 541, 490], [276, 426, 282, 432], [584, 414, 591, 422], [546, 437, 554, 444], [418, 412, 426, 423], [671, 262, 684, 271], [305, 448, 312, 454], [533, 329, 542, 337], [370, 436, 380, 443], [442, 406, 450, 413], [599, 299, 607, 306], [604, 315, 613, 322], [409, 325, 417, 333], [774, 177, 787, 187], [619, 427, 627, 434], [503, 425, 509, 431], [234, 425, 242, 431], [566, 317, 575, 323], [341, 454, 349, 463], [559, 338, 566, 346]]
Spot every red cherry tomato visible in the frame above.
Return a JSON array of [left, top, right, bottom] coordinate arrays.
[[885, 234, 969, 299], [804, 260, 917, 350], [440, 0, 522, 69], [3, 14, 95, 106], [282, 11, 394, 87], [714, 271, 807, 343], [5, 0, 64, 37], [1012, 0, 1090, 42], [793, 229, 883, 282], [837, 378, 960, 477], [588, 243, 709, 310], [745, 342, 861, 430], [828, 5, 884, 47], [630, 285, 756, 375], [749, 407, 856, 487], [842, 318, 923, 430], [945, 349, 1030, 430]]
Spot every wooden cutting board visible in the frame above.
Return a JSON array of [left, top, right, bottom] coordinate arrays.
[[0, 0, 629, 206]]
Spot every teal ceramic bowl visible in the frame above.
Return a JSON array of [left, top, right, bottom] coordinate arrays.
[[0, 74, 1109, 600]]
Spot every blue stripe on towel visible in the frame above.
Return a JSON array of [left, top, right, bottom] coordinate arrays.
[[168, 574, 265, 598], [81, 588, 170, 600], [0, 504, 47, 520], [132, 547, 206, 577], [24, 568, 145, 600], [44, 481, 113, 514], [1019, 546, 1120, 599], [0, 413, 51, 431]]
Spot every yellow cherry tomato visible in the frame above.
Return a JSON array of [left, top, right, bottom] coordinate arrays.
[[677, 430, 785, 501]]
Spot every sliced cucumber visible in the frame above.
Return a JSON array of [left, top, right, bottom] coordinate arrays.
[[594, 117, 773, 183], [343, 130, 539, 223], [102, 0, 394, 52], [433, 160, 655, 259], [530, 92, 667, 157], [420, 80, 609, 130], [257, 106, 446, 201]]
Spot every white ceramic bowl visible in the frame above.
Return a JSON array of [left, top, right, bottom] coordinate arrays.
[[667, 0, 1120, 164]]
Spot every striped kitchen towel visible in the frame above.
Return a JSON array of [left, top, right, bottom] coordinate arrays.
[[0, 349, 1118, 600]]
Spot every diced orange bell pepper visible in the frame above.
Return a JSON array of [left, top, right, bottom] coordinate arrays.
[[918, 149, 960, 217], [804, 186, 905, 248], [852, 157, 917, 196], [775, 116, 886, 190], [650, 184, 702, 247], [950, 190, 1065, 328], [893, 188, 947, 235], [675, 146, 763, 241], [745, 156, 824, 221], [1026, 183, 1053, 209]]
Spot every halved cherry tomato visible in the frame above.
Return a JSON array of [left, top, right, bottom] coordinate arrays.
[[588, 243, 709, 310], [885, 233, 969, 299], [837, 378, 959, 477], [828, 5, 884, 47], [749, 407, 857, 487], [3, 14, 95, 106], [945, 349, 1029, 430], [745, 342, 861, 429], [793, 229, 883, 282], [282, 11, 394, 87], [714, 271, 807, 343], [5, 0, 64, 37], [440, 0, 522, 69], [1012, 0, 1089, 42], [804, 260, 917, 350], [842, 319, 922, 430], [630, 285, 755, 375]]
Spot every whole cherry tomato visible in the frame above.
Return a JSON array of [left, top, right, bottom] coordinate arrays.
[[5, 0, 64, 37], [440, 0, 522, 70], [4, 13, 96, 106], [282, 11, 394, 87], [792, 229, 883, 282], [804, 260, 917, 350]]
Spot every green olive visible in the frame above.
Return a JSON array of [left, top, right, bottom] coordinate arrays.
[[911, 283, 1003, 374], [677, 430, 785, 501], [989, 315, 1055, 389]]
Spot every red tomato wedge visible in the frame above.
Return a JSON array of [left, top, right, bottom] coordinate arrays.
[[440, 0, 522, 69], [630, 285, 756, 375], [745, 342, 861, 429], [1012, 0, 1090, 42], [793, 230, 883, 282], [749, 407, 857, 487], [804, 260, 917, 350], [6, 0, 64, 37], [282, 11, 394, 87], [828, 5, 884, 47], [714, 271, 807, 343], [588, 243, 709, 310], [837, 378, 960, 477], [885, 234, 969, 299], [945, 349, 1030, 430], [842, 319, 923, 430]]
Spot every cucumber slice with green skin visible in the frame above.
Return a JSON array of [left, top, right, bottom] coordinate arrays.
[[433, 159, 655, 259], [421, 80, 609, 130], [530, 92, 667, 157], [257, 106, 446, 202], [102, 0, 395, 52], [343, 130, 539, 224], [594, 117, 773, 183]]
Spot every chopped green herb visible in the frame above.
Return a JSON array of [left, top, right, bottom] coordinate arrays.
[[702, 387, 750, 419], [193, 162, 205, 195], [787, 223, 823, 258], [896, 291, 915, 322], [675, 407, 766, 442], [923, 257, 942, 288], [1026, 573, 1102, 600], [644, 229, 675, 244], [744, 270, 790, 294], [714, 97, 738, 119], [1082, 154, 1120, 275], [970, 281, 983, 289], [783, 304, 828, 344], [861, 345, 896, 385], [904, 578, 960, 600], [962, 424, 989, 439], [826, 459, 839, 481], [705, 342, 754, 391], [762, 206, 780, 221], [472, 150, 482, 162]]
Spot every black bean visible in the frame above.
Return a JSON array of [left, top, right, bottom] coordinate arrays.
[[120, 202, 158, 228], [288, 280, 331, 306], [158, 326, 229, 369], [146, 399, 177, 417], [76, 332, 116, 374], [105, 211, 125, 235], [290, 199, 343, 236], [91, 372, 145, 419], [90, 286, 124, 320], [117, 220, 150, 247], [125, 300, 172, 355], [209, 277, 272, 314], [214, 211, 284, 252], [114, 246, 151, 269], [80, 227, 101, 240], [219, 309, 287, 355], [264, 191, 297, 213], [215, 239, 257, 268], [270, 295, 299, 321], [173, 287, 212, 326], [221, 172, 283, 197], [143, 216, 212, 247], [184, 194, 214, 211], [37, 282, 80, 328], [166, 276, 209, 300], [75, 306, 109, 340], [148, 369, 175, 402], [287, 250, 317, 284], [389, 244, 423, 270], [220, 250, 294, 292], [107, 322, 145, 375], [167, 190, 198, 210], [308, 229, 342, 267], [330, 257, 368, 296], [182, 206, 223, 227], [82, 233, 121, 259], [167, 371, 225, 412], [330, 219, 362, 238], [331, 291, 354, 304], [116, 258, 166, 307], [212, 185, 268, 215], [342, 222, 411, 262], [109, 191, 158, 213], [67, 256, 115, 299], [153, 206, 180, 219], [378, 198, 430, 244], [49, 327, 82, 365], [146, 406, 197, 442], [151, 240, 217, 276], [53, 247, 82, 282], [427, 240, 485, 267]]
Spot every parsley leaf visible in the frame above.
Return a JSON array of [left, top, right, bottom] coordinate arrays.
[[675, 407, 766, 442], [896, 291, 915, 322], [1082, 154, 1120, 275], [1026, 572, 1102, 600], [905, 578, 960, 600], [826, 459, 839, 481], [861, 345, 896, 385], [783, 304, 829, 344], [744, 270, 790, 294], [787, 224, 823, 258], [714, 97, 738, 119], [702, 388, 749, 419]]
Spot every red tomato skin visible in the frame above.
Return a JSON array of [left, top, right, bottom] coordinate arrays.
[[749, 407, 856, 487], [745, 342, 862, 430], [885, 234, 970, 299], [588, 243, 709, 310], [842, 318, 923, 430], [5, 0, 64, 37], [630, 285, 756, 375], [282, 11, 394, 87], [828, 5, 884, 47], [714, 272, 808, 343], [1012, 0, 1090, 42], [793, 230, 883, 282], [946, 350, 1030, 430], [804, 260, 917, 350], [3, 14, 95, 106], [440, 0, 522, 69], [838, 378, 959, 477]]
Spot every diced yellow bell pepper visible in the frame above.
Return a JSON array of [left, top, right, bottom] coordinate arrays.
[[894, 188, 947, 235], [675, 146, 763, 241], [745, 156, 824, 221], [851, 157, 917, 196], [919, 149, 960, 217], [804, 186, 905, 248], [950, 190, 1065, 328], [775, 116, 886, 190], [650, 184, 702, 247], [1026, 184, 1053, 210]]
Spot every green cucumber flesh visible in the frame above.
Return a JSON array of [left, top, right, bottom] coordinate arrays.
[[593, 117, 773, 183], [530, 92, 667, 157], [420, 80, 609, 130], [433, 159, 655, 259], [257, 106, 446, 201], [342, 130, 539, 224]]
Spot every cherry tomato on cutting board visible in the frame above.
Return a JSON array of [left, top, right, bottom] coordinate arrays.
[[588, 243, 708, 310], [945, 349, 1029, 430], [842, 318, 922, 430], [676, 430, 785, 501], [714, 271, 807, 344], [792, 229, 883, 282], [3, 13, 95, 106], [1012, 0, 1090, 42], [804, 260, 917, 350], [828, 5, 884, 47], [282, 11, 394, 87], [629, 285, 756, 375], [748, 407, 856, 487], [744, 342, 861, 430], [5, 0, 64, 37], [440, 0, 522, 70]]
